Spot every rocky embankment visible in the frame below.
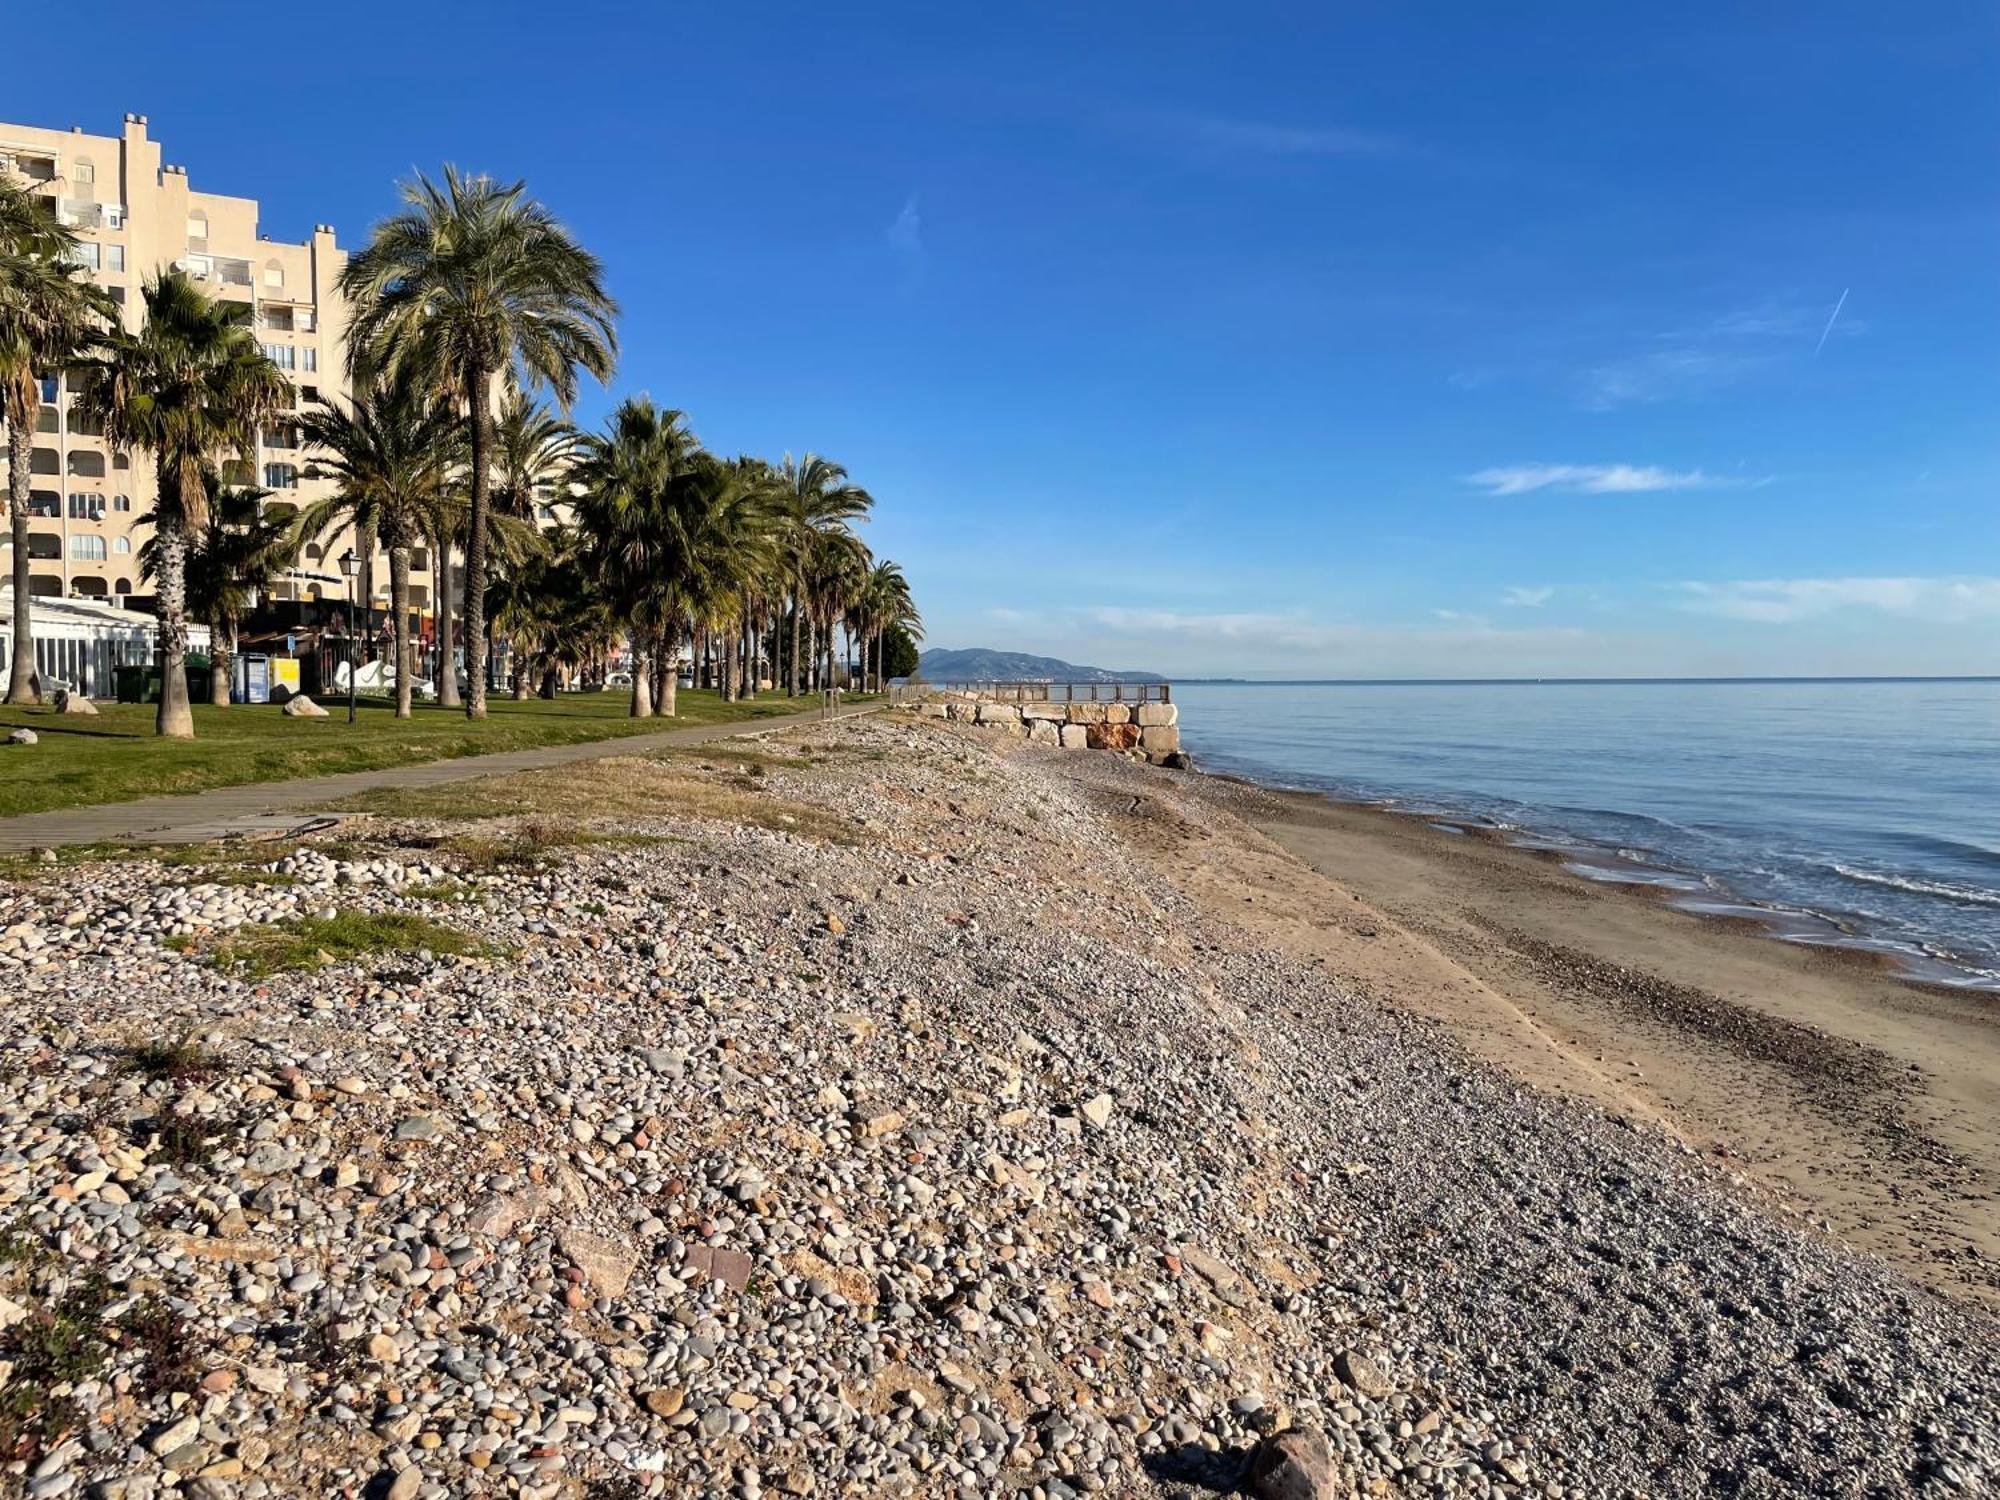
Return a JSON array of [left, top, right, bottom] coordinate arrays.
[[0, 716, 1994, 1499]]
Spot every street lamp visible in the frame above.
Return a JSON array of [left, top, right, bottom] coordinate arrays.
[[339, 548, 358, 724]]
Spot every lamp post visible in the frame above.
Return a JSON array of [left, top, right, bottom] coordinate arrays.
[[339, 548, 358, 725]]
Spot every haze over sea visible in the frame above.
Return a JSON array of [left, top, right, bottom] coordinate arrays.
[[1175, 678, 2000, 988]]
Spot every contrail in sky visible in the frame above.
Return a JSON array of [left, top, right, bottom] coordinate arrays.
[[1813, 287, 1850, 356]]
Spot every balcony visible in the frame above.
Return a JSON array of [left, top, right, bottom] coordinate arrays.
[[56, 200, 124, 231]]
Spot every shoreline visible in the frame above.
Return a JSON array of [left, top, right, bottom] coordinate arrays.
[[1193, 751, 2000, 995], [1149, 762, 2000, 1311]]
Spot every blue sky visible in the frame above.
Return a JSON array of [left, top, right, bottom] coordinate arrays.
[[17, 1, 1997, 676]]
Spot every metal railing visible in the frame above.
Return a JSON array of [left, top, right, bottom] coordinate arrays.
[[922, 680, 1171, 704]]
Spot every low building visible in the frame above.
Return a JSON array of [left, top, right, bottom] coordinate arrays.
[[0, 588, 209, 697]]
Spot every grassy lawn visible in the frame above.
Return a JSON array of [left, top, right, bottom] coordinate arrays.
[[0, 690, 862, 819]]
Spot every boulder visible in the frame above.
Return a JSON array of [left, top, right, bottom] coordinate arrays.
[[918, 702, 949, 718], [4, 728, 36, 746], [974, 702, 1020, 726], [1102, 703, 1131, 724], [558, 1226, 636, 1299], [282, 693, 330, 718], [1026, 718, 1061, 745], [1334, 1348, 1395, 1399], [1134, 702, 1178, 726], [1087, 722, 1141, 751], [1246, 1429, 1347, 1500], [53, 689, 98, 715], [1057, 724, 1090, 750], [1019, 701, 1067, 722], [945, 700, 977, 721], [1065, 702, 1108, 724], [1161, 749, 1196, 771], [1141, 725, 1181, 755]]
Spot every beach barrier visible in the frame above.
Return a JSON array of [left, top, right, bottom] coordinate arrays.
[[891, 680, 1185, 763]]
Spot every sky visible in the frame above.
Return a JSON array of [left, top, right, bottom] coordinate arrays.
[[14, 1, 1998, 677]]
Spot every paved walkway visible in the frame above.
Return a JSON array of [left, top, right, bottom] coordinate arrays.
[[0, 702, 880, 852]]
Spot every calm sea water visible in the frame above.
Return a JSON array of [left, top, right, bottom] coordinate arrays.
[[1173, 679, 2000, 988]]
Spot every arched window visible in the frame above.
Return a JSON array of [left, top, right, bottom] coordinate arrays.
[[69, 534, 107, 560], [263, 258, 284, 289], [186, 209, 209, 246], [113, 536, 131, 555], [112, 494, 131, 513], [67, 450, 106, 478], [114, 577, 132, 594], [72, 576, 107, 597], [303, 541, 324, 562]]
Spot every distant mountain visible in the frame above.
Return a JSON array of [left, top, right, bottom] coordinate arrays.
[[914, 648, 1166, 684]]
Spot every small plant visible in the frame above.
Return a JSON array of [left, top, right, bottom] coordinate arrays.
[[0, 1275, 112, 1461], [112, 1293, 200, 1398], [127, 1030, 210, 1081], [161, 934, 195, 954]]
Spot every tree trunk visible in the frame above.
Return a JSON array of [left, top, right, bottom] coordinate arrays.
[[789, 597, 802, 697], [657, 630, 679, 716], [153, 518, 195, 739], [7, 419, 40, 703], [209, 615, 233, 706], [823, 611, 835, 696], [390, 543, 413, 718], [462, 364, 493, 719], [629, 628, 653, 717], [435, 527, 460, 708], [513, 641, 533, 700]]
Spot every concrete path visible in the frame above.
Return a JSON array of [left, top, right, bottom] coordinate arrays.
[[0, 702, 879, 853]]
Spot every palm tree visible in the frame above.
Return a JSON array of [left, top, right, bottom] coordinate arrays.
[[71, 272, 287, 737], [775, 455, 872, 696], [1, 180, 115, 702], [681, 456, 783, 703], [339, 166, 616, 721], [297, 370, 461, 718], [488, 392, 578, 694], [139, 478, 300, 705], [570, 398, 701, 718], [850, 558, 918, 691]]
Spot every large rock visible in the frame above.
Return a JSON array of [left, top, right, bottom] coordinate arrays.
[[945, 700, 977, 721], [918, 702, 949, 718], [1057, 724, 1090, 750], [559, 1226, 636, 1298], [1065, 702, 1108, 724], [1026, 718, 1061, 745], [53, 689, 98, 715], [1134, 702, 1178, 726], [282, 693, 330, 718], [1019, 701, 1067, 722], [1141, 725, 1181, 755], [1246, 1429, 1347, 1500], [4, 728, 36, 746], [974, 702, 1020, 726], [1087, 722, 1141, 751], [1102, 703, 1132, 724]]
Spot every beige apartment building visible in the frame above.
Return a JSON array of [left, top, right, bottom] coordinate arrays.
[[0, 113, 437, 612]]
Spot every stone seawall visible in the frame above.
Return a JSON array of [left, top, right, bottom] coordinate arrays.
[[894, 693, 1186, 765]]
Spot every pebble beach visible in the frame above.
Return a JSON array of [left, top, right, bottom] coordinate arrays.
[[1, 713, 1995, 1499]]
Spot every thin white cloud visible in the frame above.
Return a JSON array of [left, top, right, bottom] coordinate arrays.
[[1502, 585, 1554, 608], [1575, 300, 1862, 410], [887, 194, 923, 260], [1678, 576, 2000, 624], [1076, 605, 1590, 656], [1466, 463, 1723, 497], [1121, 109, 1406, 164]]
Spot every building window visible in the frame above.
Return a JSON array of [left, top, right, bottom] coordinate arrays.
[[27, 534, 62, 561], [69, 242, 100, 271], [112, 493, 131, 513], [298, 308, 316, 333], [182, 254, 212, 279], [28, 491, 60, 518], [264, 462, 298, 489], [186, 213, 208, 245], [67, 451, 105, 478], [302, 347, 317, 373], [261, 343, 295, 370], [114, 536, 131, 555], [72, 160, 94, 186], [37, 376, 58, 403], [67, 493, 105, 520], [69, 534, 107, 561], [263, 261, 284, 289], [105, 244, 125, 273]]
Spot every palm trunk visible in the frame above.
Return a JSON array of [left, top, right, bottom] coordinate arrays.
[[513, 639, 533, 700], [629, 628, 652, 717], [462, 365, 493, 719], [390, 544, 413, 718], [823, 610, 835, 696], [435, 526, 460, 708], [7, 419, 41, 703], [657, 629, 679, 716], [153, 518, 195, 739], [789, 597, 802, 697], [209, 614, 233, 706]]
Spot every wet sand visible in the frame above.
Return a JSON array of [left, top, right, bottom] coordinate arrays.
[[1130, 773, 2000, 1313]]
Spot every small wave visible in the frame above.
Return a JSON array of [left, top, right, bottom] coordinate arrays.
[[1829, 864, 2000, 909]]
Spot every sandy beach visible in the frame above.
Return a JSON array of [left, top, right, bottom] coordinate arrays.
[[1155, 775, 2000, 1315]]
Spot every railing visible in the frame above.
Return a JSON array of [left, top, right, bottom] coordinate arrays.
[[924, 680, 1171, 704]]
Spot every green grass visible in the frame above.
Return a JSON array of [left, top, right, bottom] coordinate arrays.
[[202, 909, 493, 977], [0, 690, 870, 821]]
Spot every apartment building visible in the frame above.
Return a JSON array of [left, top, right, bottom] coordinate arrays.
[[0, 113, 436, 613]]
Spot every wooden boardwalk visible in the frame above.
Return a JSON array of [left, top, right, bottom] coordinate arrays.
[[0, 702, 878, 852]]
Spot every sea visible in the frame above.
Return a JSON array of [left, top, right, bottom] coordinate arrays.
[[1172, 678, 2000, 990]]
